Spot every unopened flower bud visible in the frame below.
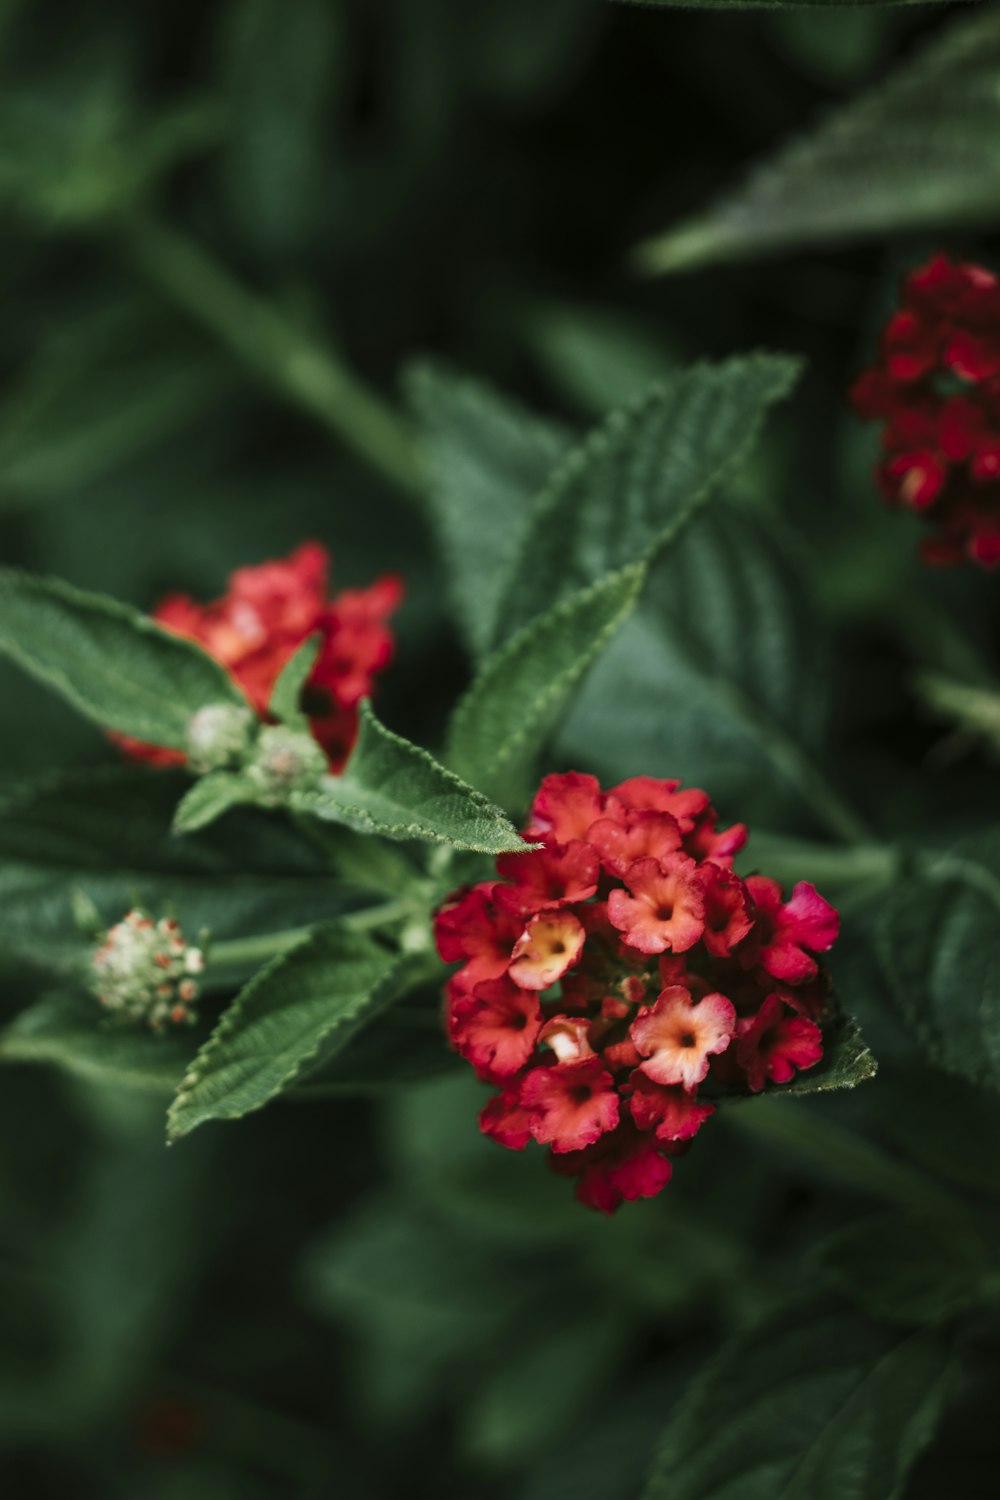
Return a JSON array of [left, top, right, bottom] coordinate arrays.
[[246, 725, 327, 805], [185, 703, 255, 774], [91, 908, 204, 1030]]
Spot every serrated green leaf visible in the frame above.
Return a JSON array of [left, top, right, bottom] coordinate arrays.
[[445, 563, 646, 810], [290, 700, 529, 854], [407, 363, 572, 658], [496, 355, 800, 642], [268, 633, 321, 726], [635, 8, 1000, 273], [879, 834, 1000, 1092], [642, 1301, 957, 1500], [0, 568, 244, 747], [0, 766, 341, 961], [172, 770, 259, 834], [818, 1213, 998, 1327], [557, 504, 863, 841], [167, 919, 403, 1139], [0, 991, 196, 1093]]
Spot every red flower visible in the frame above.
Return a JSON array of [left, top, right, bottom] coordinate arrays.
[[116, 543, 402, 770], [851, 253, 1000, 567], [550, 1123, 674, 1214], [520, 1057, 620, 1152], [734, 994, 824, 1092], [434, 770, 842, 1212], [627, 1072, 715, 1142], [450, 976, 543, 1081], [744, 878, 839, 985], [607, 854, 707, 955], [434, 885, 522, 985], [630, 985, 736, 1090]]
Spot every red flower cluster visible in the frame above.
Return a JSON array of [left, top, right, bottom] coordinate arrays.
[[118, 543, 402, 771], [434, 773, 839, 1214], [851, 253, 1000, 567]]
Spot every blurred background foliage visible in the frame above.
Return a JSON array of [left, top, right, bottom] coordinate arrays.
[[3, 1, 1000, 1495]]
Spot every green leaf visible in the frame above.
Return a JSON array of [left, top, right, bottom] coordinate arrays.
[[0, 568, 243, 747], [172, 771, 258, 834], [0, 991, 195, 1094], [818, 1213, 998, 1327], [445, 563, 646, 810], [166, 919, 402, 1140], [876, 1065, 1000, 1200], [621, 1, 958, 9], [642, 1301, 957, 1500], [557, 504, 861, 840], [496, 355, 800, 642], [291, 700, 530, 854], [0, 766, 342, 961], [879, 833, 1000, 1092], [268, 633, 321, 726], [635, 7, 1000, 274], [407, 363, 571, 659]]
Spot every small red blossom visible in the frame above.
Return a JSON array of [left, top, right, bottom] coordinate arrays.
[[449, 976, 543, 1081], [520, 1057, 620, 1152], [744, 878, 839, 985], [434, 770, 842, 1213], [508, 909, 586, 990], [630, 986, 736, 1090], [851, 254, 1000, 567], [735, 994, 824, 1092], [116, 543, 402, 771], [607, 854, 706, 955]]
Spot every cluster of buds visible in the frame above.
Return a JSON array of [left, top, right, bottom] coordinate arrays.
[[435, 773, 839, 1214], [115, 542, 402, 771], [91, 909, 204, 1030], [851, 253, 1000, 567]]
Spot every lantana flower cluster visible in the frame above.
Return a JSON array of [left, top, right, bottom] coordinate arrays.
[[118, 542, 402, 771], [91, 909, 204, 1030], [851, 253, 1000, 567], [435, 773, 839, 1213]]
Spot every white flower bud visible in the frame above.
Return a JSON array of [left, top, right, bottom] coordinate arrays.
[[186, 703, 255, 774], [91, 909, 204, 1030], [245, 725, 327, 805]]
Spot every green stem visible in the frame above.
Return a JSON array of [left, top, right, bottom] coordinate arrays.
[[119, 213, 425, 501], [209, 898, 416, 969], [725, 1097, 969, 1224], [741, 834, 899, 892]]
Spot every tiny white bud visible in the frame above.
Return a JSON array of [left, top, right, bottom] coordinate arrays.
[[186, 702, 255, 774]]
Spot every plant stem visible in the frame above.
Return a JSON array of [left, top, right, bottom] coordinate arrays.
[[209, 898, 416, 969], [741, 834, 899, 891], [119, 213, 425, 501]]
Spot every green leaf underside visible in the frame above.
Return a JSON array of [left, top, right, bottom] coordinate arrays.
[[879, 833, 1000, 1092], [642, 1300, 956, 1500], [290, 700, 529, 853], [635, 8, 1000, 273], [269, 633, 321, 724], [0, 766, 341, 960], [445, 563, 646, 810], [0, 991, 196, 1093], [407, 363, 572, 660], [166, 919, 403, 1139], [557, 503, 834, 821], [0, 567, 243, 746], [495, 355, 800, 643]]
